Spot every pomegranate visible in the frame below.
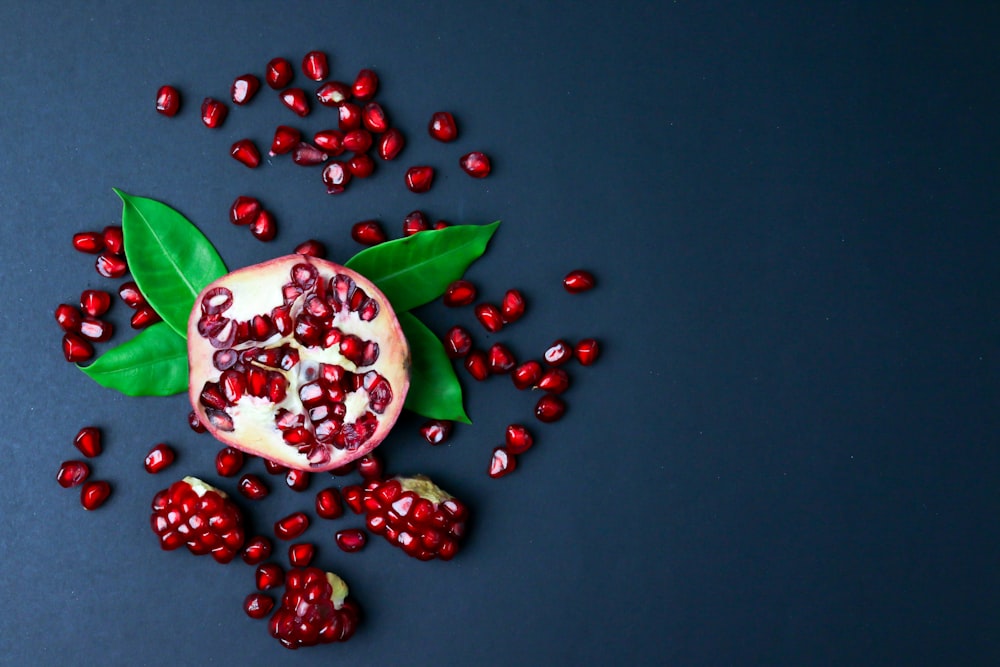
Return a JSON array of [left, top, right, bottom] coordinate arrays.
[[274, 512, 310, 540], [312, 129, 343, 154], [377, 128, 404, 160], [428, 111, 458, 142], [464, 350, 489, 381], [256, 562, 285, 590], [459, 151, 491, 178], [187, 256, 410, 472], [72, 231, 105, 254], [238, 474, 270, 500], [316, 81, 351, 106], [403, 210, 430, 237], [280, 88, 310, 117], [95, 253, 128, 278], [500, 289, 525, 323], [215, 446, 245, 477], [487, 343, 516, 374], [118, 281, 145, 308], [404, 166, 435, 193], [335, 529, 366, 552], [56, 460, 90, 488], [574, 338, 600, 365], [294, 239, 326, 258], [534, 394, 566, 422], [285, 468, 311, 491], [543, 339, 573, 366], [63, 333, 94, 362], [245, 593, 274, 619], [351, 220, 387, 246], [74, 426, 102, 457], [512, 360, 543, 390], [289, 542, 316, 566], [231, 74, 260, 105], [357, 453, 383, 480], [563, 269, 595, 293], [80, 290, 111, 317], [315, 488, 344, 519], [242, 536, 272, 565], [321, 161, 352, 194], [442, 326, 472, 359], [55, 304, 82, 332], [443, 280, 476, 307], [505, 424, 534, 454], [362, 102, 388, 132], [474, 303, 503, 332], [155, 85, 181, 116], [265, 57, 294, 89], [81, 480, 111, 510], [337, 102, 362, 130], [150, 476, 245, 563], [351, 68, 378, 100], [270, 126, 301, 156], [268, 567, 360, 649], [143, 443, 176, 473], [291, 142, 327, 166], [347, 153, 375, 178], [231, 139, 261, 168], [488, 447, 516, 478], [536, 368, 570, 394], [301, 51, 329, 81], [130, 306, 162, 329], [200, 97, 228, 128], [418, 419, 452, 445]]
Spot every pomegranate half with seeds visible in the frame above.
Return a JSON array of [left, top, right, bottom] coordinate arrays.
[[187, 255, 410, 472]]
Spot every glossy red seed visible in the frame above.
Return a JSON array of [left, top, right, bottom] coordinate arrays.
[[501, 289, 526, 323], [256, 563, 285, 590], [288, 542, 316, 567], [335, 529, 367, 553], [244, 593, 274, 619], [130, 305, 161, 329], [274, 512, 310, 540], [488, 343, 516, 374], [341, 485, 364, 514], [535, 394, 566, 422], [377, 128, 405, 160], [188, 410, 207, 433], [263, 459, 287, 475], [419, 420, 453, 445], [536, 367, 570, 394], [315, 488, 344, 520], [269, 125, 301, 156], [155, 85, 181, 116], [337, 102, 362, 130], [62, 332, 94, 362], [505, 424, 534, 454], [357, 454, 382, 481], [316, 80, 351, 106], [291, 141, 328, 166], [347, 152, 375, 178], [544, 340, 573, 366], [321, 161, 352, 194], [342, 129, 372, 153], [351, 220, 386, 246], [230, 196, 262, 226], [231, 139, 261, 168], [512, 360, 543, 390], [118, 281, 145, 308], [266, 57, 294, 89], [101, 226, 124, 255], [143, 443, 175, 473], [72, 231, 104, 254], [56, 460, 90, 488], [80, 480, 111, 510], [200, 97, 228, 128], [563, 269, 596, 293], [459, 151, 491, 178], [55, 304, 82, 332], [231, 74, 260, 105], [285, 468, 311, 492], [443, 326, 472, 359], [215, 447, 245, 477], [80, 290, 112, 317], [433, 220, 450, 230], [362, 102, 388, 132], [239, 474, 270, 500], [428, 111, 458, 142], [95, 253, 128, 278], [405, 166, 434, 193], [443, 280, 476, 307], [464, 349, 490, 381], [402, 210, 429, 237], [294, 239, 326, 257], [474, 303, 504, 333], [301, 50, 328, 81], [73, 426, 102, 458], [242, 536, 272, 565], [574, 338, 600, 365], [488, 447, 516, 478], [280, 88, 310, 117], [78, 317, 113, 342], [249, 211, 277, 242], [352, 69, 378, 100], [312, 129, 343, 154]]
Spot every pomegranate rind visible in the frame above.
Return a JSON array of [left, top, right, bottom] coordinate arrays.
[[188, 255, 410, 472]]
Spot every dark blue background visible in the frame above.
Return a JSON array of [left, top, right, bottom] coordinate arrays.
[[1, 2, 997, 665]]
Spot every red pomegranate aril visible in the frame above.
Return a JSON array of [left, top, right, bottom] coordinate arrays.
[[341, 485, 364, 514], [118, 281, 145, 308], [231, 139, 261, 168], [543, 340, 573, 366], [501, 289, 526, 323], [215, 447, 245, 477], [72, 231, 104, 254], [337, 102, 362, 131], [536, 367, 570, 394], [428, 111, 458, 142], [242, 536, 272, 565], [443, 280, 476, 307], [464, 350, 490, 381], [361, 102, 388, 132], [81, 480, 111, 510], [351, 220, 386, 246], [80, 290, 112, 317], [130, 305, 162, 329], [269, 125, 301, 156], [294, 239, 326, 257], [239, 474, 270, 500], [377, 128, 405, 160], [102, 226, 124, 255], [95, 253, 128, 279], [341, 129, 372, 153], [574, 338, 600, 365], [505, 424, 534, 454], [488, 343, 516, 374], [347, 153, 375, 178], [155, 85, 181, 116], [352, 68, 378, 101], [200, 97, 228, 128], [280, 88, 310, 117], [144, 443, 176, 474], [55, 304, 82, 332], [286, 468, 311, 492], [263, 459, 287, 475], [256, 562, 285, 590], [443, 326, 472, 359], [512, 360, 543, 390], [63, 333, 94, 363], [335, 529, 367, 553], [78, 317, 113, 342], [402, 210, 429, 237], [321, 161, 352, 194], [266, 57, 294, 89], [56, 460, 90, 488], [474, 303, 504, 333], [535, 394, 566, 422], [315, 488, 344, 520], [188, 410, 207, 433], [302, 50, 329, 81], [289, 542, 316, 567], [316, 80, 351, 106], [433, 220, 450, 230], [230, 196, 262, 226], [249, 211, 277, 242], [231, 73, 260, 105], [459, 151, 492, 178], [245, 593, 274, 620], [312, 129, 344, 154], [405, 166, 434, 193], [563, 269, 596, 293], [357, 454, 382, 481], [488, 447, 516, 478], [291, 141, 327, 166], [419, 420, 453, 445], [275, 512, 310, 540]]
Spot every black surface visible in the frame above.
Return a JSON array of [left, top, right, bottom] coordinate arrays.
[[1, 2, 998, 665]]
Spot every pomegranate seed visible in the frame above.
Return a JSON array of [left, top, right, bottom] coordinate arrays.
[[321, 161, 352, 194], [288, 542, 316, 567], [302, 50, 329, 81], [155, 85, 181, 116], [488, 343, 516, 374], [95, 253, 128, 278], [130, 305, 162, 329], [342, 129, 372, 153], [505, 424, 534, 454], [351, 220, 387, 246], [428, 111, 458, 142], [357, 454, 382, 480], [55, 304, 82, 332], [294, 239, 326, 257], [341, 485, 364, 513], [188, 410, 207, 433], [231, 73, 260, 105], [242, 536, 272, 565], [269, 125, 301, 156], [434, 220, 450, 230], [118, 281, 145, 308], [535, 394, 566, 422], [265, 57, 294, 89], [256, 563, 285, 590], [280, 88, 310, 117], [443, 326, 472, 359], [56, 460, 90, 488], [144, 443, 175, 473], [474, 303, 504, 332], [274, 512, 310, 540], [200, 97, 228, 128], [72, 231, 104, 254], [563, 269, 596, 293], [501, 289, 526, 323], [315, 488, 344, 520], [403, 210, 429, 236], [78, 317, 113, 342], [464, 350, 490, 381], [244, 593, 274, 620], [544, 340, 573, 366], [335, 529, 367, 553], [352, 68, 378, 100], [312, 129, 344, 154], [443, 280, 477, 307], [316, 80, 351, 106], [215, 447, 245, 477], [239, 474, 270, 500], [419, 420, 453, 445], [80, 290, 112, 317], [536, 368, 570, 394], [512, 360, 543, 390], [101, 226, 124, 255], [229, 196, 262, 225], [362, 102, 388, 132], [459, 151, 492, 178], [263, 459, 287, 475], [62, 333, 94, 363], [405, 166, 435, 193], [574, 338, 600, 365], [488, 447, 517, 478], [337, 102, 362, 130], [347, 153, 375, 178], [377, 128, 405, 160], [80, 480, 111, 510], [285, 468, 311, 492], [291, 141, 328, 166], [230, 139, 261, 168]]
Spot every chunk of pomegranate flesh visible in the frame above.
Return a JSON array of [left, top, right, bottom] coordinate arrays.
[[187, 256, 410, 472]]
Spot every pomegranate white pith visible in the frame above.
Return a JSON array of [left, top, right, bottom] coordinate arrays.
[[188, 255, 410, 472]]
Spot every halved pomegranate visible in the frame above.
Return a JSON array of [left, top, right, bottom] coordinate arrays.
[[187, 255, 410, 472]]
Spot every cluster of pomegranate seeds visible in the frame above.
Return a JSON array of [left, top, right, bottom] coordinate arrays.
[[229, 195, 278, 241], [150, 477, 245, 563], [268, 567, 360, 649], [57, 427, 111, 508], [117, 280, 161, 329]]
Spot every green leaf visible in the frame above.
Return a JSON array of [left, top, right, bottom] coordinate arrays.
[[115, 189, 227, 338], [78, 322, 189, 396], [399, 313, 471, 423], [346, 222, 500, 313]]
